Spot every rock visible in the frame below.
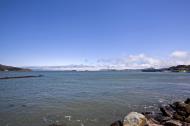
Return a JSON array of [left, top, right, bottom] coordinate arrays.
[[159, 116, 172, 123], [123, 112, 147, 126], [173, 113, 184, 121], [111, 98, 190, 126], [147, 118, 163, 126], [173, 102, 186, 109], [142, 112, 154, 116], [149, 118, 160, 124], [142, 112, 156, 119], [184, 105, 190, 114], [160, 106, 174, 117], [185, 98, 190, 105], [154, 114, 171, 123], [176, 110, 187, 117], [185, 116, 190, 123], [110, 120, 123, 126], [148, 124, 163, 126], [173, 102, 190, 114], [182, 122, 190, 126], [164, 120, 182, 126]]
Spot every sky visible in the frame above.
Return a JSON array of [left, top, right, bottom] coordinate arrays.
[[0, 0, 190, 69]]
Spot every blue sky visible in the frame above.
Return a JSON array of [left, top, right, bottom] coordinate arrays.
[[0, 0, 190, 68]]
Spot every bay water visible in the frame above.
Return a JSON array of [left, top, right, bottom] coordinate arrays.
[[0, 71, 190, 126]]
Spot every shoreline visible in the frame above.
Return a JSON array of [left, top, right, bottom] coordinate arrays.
[[110, 98, 190, 126]]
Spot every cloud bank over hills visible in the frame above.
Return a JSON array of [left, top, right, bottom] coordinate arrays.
[[97, 51, 190, 69], [29, 51, 190, 71]]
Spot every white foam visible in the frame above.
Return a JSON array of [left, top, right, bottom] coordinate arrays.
[[42, 117, 48, 123], [65, 115, 71, 121], [81, 122, 84, 126]]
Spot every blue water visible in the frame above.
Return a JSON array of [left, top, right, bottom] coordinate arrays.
[[0, 71, 190, 126]]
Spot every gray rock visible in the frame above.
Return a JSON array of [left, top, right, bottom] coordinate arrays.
[[154, 115, 171, 123], [164, 120, 182, 126], [147, 118, 163, 126], [160, 106, 174, 117]]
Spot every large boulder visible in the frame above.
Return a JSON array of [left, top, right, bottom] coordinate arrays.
[[123, 112, 147, 126]]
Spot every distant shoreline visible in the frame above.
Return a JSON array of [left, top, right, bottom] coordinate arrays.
[[0, 64, 190, 72], [141, 65, 190, 73]]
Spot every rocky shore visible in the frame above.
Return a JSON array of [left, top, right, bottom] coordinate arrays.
[[48, 98, 190, 126], [110, 98, 190, 126]]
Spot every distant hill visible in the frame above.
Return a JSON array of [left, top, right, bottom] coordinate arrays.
[[142, 65, 190, 73], [166, 65, 190, 72], [141, 68, 163, 72], [0, 64, 31, 72]]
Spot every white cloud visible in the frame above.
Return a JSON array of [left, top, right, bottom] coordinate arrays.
[[96, 51, 190, 69], [29, 50, 190, 70], [169, 51, 190, 66], [127, 54, 162, 68], [170, 51, 189, 59], [97, 54, 164, 69]]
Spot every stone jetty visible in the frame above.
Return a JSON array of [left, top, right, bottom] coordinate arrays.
[[0, 75, 43, 80]]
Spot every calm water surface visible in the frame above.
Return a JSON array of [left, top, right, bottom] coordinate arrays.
[[0, 71, 190, 126]]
